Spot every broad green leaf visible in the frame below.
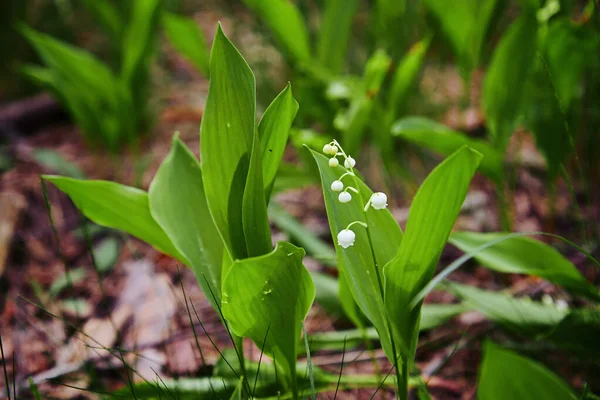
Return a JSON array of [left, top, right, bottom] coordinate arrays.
[[387, 36, 431, 122], [384, 146, 482, 359], [392, 117, 504, 182], [244, 0, 311, 63], [449, 232, 599, 300], [259, 84, 299, 201], [162, 12, 210, 76], [423, 0, 500, 80], [483, 10, 538, 150], [93, 237, 121, 273], [310, 148, 403, 362], [44, 176, 183, 261], [242, 125, 272, 257], [449, 282, 566, 335], [148, 137, 224, 310], [478, 341, 577, 400], [338, 268, 367, 328], [222, 242, 315, 390], [317, 0, 360, 74], [200, 25, 256, 259]]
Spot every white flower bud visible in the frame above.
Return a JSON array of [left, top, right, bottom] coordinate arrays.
[[329, 157, 339, 167], [541, 294, 554, 306], [337, 229, 356, 249], [344, 156, 356, 169], [370, 192, 388, 210], [323, 144, 333, 154], [330, 144, 338, 154], [555, 299, 569, 312], [338, 192, 352, 203], [331, 180, 344, 192]]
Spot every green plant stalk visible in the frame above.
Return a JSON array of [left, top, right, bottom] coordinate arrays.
[[346, 169, 406, 399]]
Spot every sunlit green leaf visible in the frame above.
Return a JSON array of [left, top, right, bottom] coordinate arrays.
[[449, 232, 599, 300], [384, 146, 482, 359], [44, 176, 183, 261], [162, 12, 210, 76], [149, 137, 224, 309], [483, 10, 538, 150], [222, 242, 315, 390], [392, 117, 504, 182], [478, 341, 577, 400], [200, 25, 256, 259], [259, 84, 299, 201]]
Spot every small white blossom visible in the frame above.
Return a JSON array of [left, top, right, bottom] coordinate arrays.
[[338, 192, 352, 203], [555, 299, 569, 312], [331, 180, 344, 192], [337, 229, 356, 248], [370, 192, 388, 210], [323, 144, 333, 154], [329, 157, 339, 167], [344, 156, 356, 169], [541, 294, 554, 306]]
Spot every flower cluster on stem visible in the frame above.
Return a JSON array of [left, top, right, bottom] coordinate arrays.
[[322, 139, 389, 249]]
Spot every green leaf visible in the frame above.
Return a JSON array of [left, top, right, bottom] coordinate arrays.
[[259, 84, 299, 201], [93, 237, 121, 273], [309, 270, 346, 318], [44, 176, 183, 261], [162, 12, 210, 76], [387, 36, 431, 122], [317, 0, 360, 74], [423, 0, 500, 80], [149, 137, 224, 309], [222, 242, 315, 389], [478, 341, 577, 400], [309, 148, 404, 362], [483, 10, 538, 150], [268, 202, 336, 266], [242, 122, 272, 257], [449, 282, 566, 335], [392, 117, 504, 182], [200, 25, 256, 260], [337, 50, 391, 154], [308, 303, 467, 352], [449, 232, 599, 300], [32, 148, 86, 179], [384, 146, 482, 359], [244, 0, 311, 63]]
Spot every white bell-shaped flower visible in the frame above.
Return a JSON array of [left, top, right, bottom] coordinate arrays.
[[323, 144, 333, 154], [370, 192, 388, 210], [323, 143, 339, 155], [555, 299, 569, 312], [331, 180, 344, 192], [338, 192, 352, 203], [329, 157, 339, 167], [344, 156, 356, 169], [337, 229, 356, 249]]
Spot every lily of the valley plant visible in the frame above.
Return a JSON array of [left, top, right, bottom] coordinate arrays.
[[45, 24, 314, 399]]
